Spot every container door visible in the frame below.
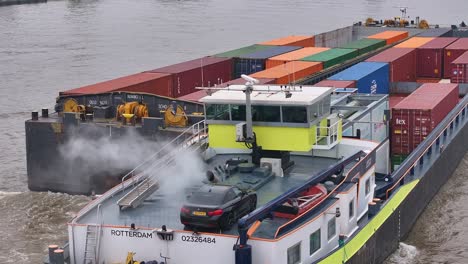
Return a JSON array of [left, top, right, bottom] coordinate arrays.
[[391, 109, 412, 155], [411, 110, 432, 149]]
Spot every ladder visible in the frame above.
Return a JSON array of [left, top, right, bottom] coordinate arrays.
[[83, 225, 98, 264]]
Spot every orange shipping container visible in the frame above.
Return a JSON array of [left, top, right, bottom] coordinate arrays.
[[367, 31, 409, 45], [259, 35, 315, 47], [266, 47, 330, 68], [251, 61, 323, 84], [394, 37, 434, 48]]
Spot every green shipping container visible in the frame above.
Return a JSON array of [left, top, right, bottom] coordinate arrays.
[[339, 38, 386, 55], [301, 48, 358, 68], [213, 44, 271, 58], [391, 154, 408, 171]]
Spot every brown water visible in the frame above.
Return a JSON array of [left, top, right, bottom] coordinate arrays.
[[0, 0, 467, 262]]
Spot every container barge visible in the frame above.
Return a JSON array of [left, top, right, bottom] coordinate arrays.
[[31, 17, 468, 264]]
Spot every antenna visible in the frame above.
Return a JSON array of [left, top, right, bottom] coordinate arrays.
[[392, 6, 409, 20]]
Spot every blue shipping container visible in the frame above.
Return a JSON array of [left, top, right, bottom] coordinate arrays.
[[328, 62, 390, 94], [234, 46, 301, 77]]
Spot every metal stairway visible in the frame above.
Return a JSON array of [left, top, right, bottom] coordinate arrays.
[[117, 176, 160, 210], [83, 225, 98, 264]]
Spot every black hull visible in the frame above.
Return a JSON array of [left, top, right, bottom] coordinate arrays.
[[347, 121, 468, 263]]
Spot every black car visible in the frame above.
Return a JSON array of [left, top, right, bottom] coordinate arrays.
[[180, 185, 257, 230]]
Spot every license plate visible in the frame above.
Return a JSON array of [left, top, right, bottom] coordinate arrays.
[[193, 211, 206, 216]]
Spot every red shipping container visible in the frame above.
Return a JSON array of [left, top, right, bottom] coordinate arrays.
[[417, 37, 458, 78], [366, 48, 416, 82], [444, 38, 468, 78], [389, 94, 408, 109], [60, 72, 173, 97], [312, 80, 356, 88], [177, 78, 275, 102], [451, 50, 468, 83], [148, 57, 233, 97], [391, 83, 459, 155]]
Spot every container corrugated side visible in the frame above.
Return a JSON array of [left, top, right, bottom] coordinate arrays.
[[339, 38, 386, 55], [417, 37, 458, 78], [367, 31, 409, 45], [60, 72, 173, 97], [149, 57, 233, 97], [300, 48, 359, 68], [212, 45, 271, 58], [251, 61, 323, 84], [233, 46, 302, 77], [328, 62, 390, 94], [391, 83, 459, 154], [266, 47, 330, 68], [417, 28, 453, 37], [259, 35, 315, 47], [451, 50, 468, 83], [366, 48, 416, 82], [312, 80, 356, 88], [444, 38, 468, 78], [395, 37, 434, 48]]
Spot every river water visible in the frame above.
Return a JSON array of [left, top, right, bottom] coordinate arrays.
[[0, 0, 467, 262]]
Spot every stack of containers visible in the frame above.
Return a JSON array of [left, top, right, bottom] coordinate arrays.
[[177, 78, 275, 102], [60, 72, 173, 96], [394, 37, 434, 48], [339, 38, 386, 55], [265, 47, 330, 68], [251, 61, 323, 84], [416, 37, 458, 78], [259, 35, 315, 47], [444, 38, 468, 78], [213, 45, 271, 58], [451, 51, 468, 83], [301, 48, 358, 68], [367, 30, 409, 45], [391, 83, 459, 168], [417, 28, 453, 37], [327, 62, 390, 94], [148, 57, 233, 98], [366, 48, 417, 82], [312, 80, 356, 88]]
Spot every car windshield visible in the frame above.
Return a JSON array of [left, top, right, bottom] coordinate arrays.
[[188, 191, 225, 206]]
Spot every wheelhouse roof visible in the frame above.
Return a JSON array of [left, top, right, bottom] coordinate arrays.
[[199, 85, 332, 106]]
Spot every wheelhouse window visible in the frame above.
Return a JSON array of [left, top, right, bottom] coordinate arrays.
[[252, 105, 281, 122], [309, 229, 321, 255], [365, 178, 371, 195], [230, 104, 246, 121], [282, 106, 308, 123], [206, 104, 230, 120], [328, 217, 336, 240], [349, 199, 354, 219], [287, 242, 301, 264]]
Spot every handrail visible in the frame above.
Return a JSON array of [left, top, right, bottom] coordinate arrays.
[[95, 203, 103, 264], [386, 96, 468, 199]]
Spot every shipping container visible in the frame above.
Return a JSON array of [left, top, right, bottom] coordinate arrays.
[[149, 57, 233, 97], [389, 94, 408, 109], [259, 35, 315, 47], [417, 28, 453, 37], [312, 80, 356, 88], [391, 83, 459, 155], [391, 154, 408, 171], [366, 48, 416, 82], [339, 38, 386, 55], [177, 78, 275, 102], [301, 48, 359, 68], [444, 38, 468, 78], [60, 72, 173, 97], [417, 37, 458, 78], [451, 50, 468, 83], [367, 31, 409, 45], [395, 37, 434, 48], [265, 47, 330, 68], [233, 46, 302, 77], [213, 45, 271, 58], [328, 62, 390, 94], [416, 78, 441, 83], [251, 61, 323, 84]]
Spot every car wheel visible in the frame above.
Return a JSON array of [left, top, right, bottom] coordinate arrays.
[[221, 212, 236, 230]]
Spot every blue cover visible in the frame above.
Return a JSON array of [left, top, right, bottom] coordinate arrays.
[[328, 62, 390, 94]]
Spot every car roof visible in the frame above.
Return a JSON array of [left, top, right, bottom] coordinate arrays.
[[197, 184, 232, 195]]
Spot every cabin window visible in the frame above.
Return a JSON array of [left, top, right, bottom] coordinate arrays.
[[283, 106, 308, 123], [327, 217, 336, 240], [252, 105, 281, 122], [206, 104, 230, 120], [309, 229, 321, 255], [365, 178, 371, 196], [349, 199, 354, 219], [287, 242, 301, 264], [231, 105, 246, 121]]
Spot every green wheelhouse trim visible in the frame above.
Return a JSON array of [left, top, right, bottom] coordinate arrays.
[[318, 179, 419, 264]]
